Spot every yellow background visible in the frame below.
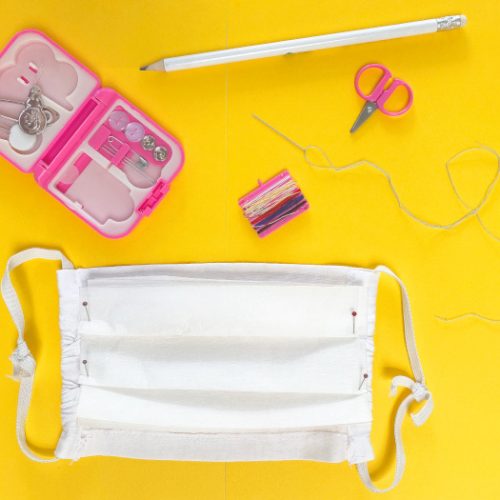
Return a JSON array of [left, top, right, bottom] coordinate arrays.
[[0, 1, 499, 498]]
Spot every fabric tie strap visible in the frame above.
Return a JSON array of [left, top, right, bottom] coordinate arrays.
[[356, 266, 434, 493], [1, 248, 73, 463], [10, 340, 36, 380], [391, 375, 434, 426]]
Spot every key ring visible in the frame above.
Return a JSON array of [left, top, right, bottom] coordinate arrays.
[[0, 86, 60, 136], [18, 86, 60, 135]]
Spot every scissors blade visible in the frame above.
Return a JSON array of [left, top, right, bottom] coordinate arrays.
[[350, 101, 379, 134]]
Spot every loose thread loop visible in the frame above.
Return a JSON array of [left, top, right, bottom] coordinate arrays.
[[253, 114, 500, 242]]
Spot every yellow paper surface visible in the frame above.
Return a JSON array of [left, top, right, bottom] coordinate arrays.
[[0, 1, 499, 499]]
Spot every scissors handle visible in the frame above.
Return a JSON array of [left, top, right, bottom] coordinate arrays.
[[354, 63, 392, 101], [377, 79, 413, 116], [354, 63, 413, 116]]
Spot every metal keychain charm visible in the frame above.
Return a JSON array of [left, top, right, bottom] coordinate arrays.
[[18, 86, 59, 135], [18, 87, 47, 135]]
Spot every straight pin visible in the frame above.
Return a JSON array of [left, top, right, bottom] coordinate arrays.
[[101, 144, 155, 185], [82, 359, 89, 377], [359, 373, 368, 390], [82, 301, 90, 321], [352, 310, 357, 334]]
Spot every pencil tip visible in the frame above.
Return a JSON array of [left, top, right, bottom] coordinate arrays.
[[139, 61, 165, 72]]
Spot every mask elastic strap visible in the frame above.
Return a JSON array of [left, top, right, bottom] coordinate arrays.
[[356, 266, 434, 493], [1, 248, 74, 463]]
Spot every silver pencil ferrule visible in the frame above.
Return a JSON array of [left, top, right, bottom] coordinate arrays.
[[437, 15, 467, 31]]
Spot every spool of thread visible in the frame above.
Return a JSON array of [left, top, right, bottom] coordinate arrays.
[[239, 170, 309, 237]]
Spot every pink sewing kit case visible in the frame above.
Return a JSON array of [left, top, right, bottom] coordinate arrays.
[[0, 30, 184, 238]]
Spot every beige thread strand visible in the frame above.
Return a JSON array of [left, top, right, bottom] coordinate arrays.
[[436, 313, 500, 324], [253, 114, 500, 242]]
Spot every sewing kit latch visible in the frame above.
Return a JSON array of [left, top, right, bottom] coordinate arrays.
[[137, 180, 169, 215]]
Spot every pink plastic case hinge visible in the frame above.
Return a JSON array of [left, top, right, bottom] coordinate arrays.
[[138, 180, 170, 216]]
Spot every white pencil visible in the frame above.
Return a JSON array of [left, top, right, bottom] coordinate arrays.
[[141, 15, 466, 72]]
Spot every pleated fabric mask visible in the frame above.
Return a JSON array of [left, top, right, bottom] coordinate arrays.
[[1, 248, 433, 493]]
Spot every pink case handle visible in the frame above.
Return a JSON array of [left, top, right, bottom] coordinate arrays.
[[354, 63, 413, 116]]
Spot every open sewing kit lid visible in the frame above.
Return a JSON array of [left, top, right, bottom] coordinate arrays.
[[0, 30, 100, 171], [0, 30, 184, 238]]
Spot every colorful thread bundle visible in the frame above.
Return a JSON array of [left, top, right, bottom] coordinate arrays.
[[239, 170, 309, 237]]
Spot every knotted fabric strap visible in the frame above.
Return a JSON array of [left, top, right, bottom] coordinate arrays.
[[356, 266, 434, 493], [1, 248, 73, 462]]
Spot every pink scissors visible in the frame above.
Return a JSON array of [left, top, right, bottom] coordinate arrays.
[[350, 63, 413, 133]]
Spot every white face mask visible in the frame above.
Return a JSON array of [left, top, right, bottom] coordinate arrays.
[[2, 248, 433, 493]]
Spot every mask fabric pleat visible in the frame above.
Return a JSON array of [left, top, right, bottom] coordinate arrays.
[[82, 279, 368, 338]]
